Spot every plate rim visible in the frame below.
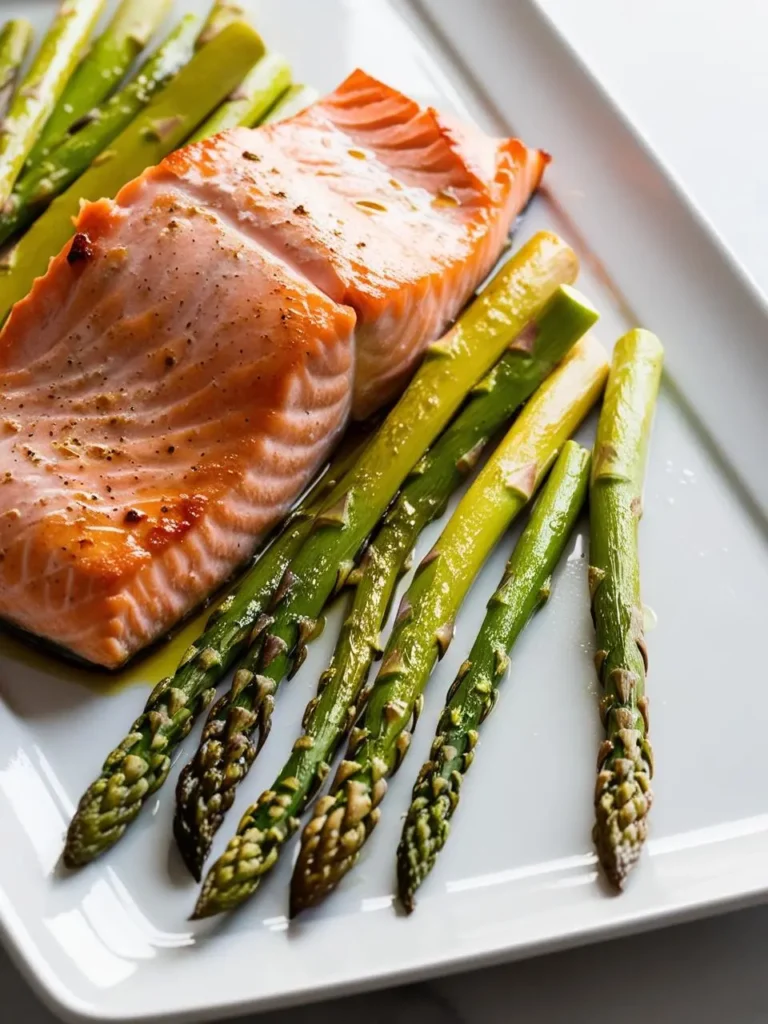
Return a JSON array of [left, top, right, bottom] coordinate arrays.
[[3, 0, 768, 1020]]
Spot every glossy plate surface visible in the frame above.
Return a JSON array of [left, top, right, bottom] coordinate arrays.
[[1, 1, 767, 1021]]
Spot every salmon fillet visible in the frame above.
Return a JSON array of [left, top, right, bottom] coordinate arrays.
[[0, 70, 547, 668], [162, 69, 548, 417]]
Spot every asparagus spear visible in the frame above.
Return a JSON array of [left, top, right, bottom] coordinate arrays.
[[0, 20, 265, 325], [0, 0, 105, 207], [190, 51, 291, 142], [0, 20, 33, 120], [25, 0, 174, 170], [173, 232, 580, 879], [290, 335, 609, 914], [196, 1, 244, 49], [590, 329, 663, 888], [192, 289, 598, 918], [397, 441, 591, 912], [0, 16, 200, 248], [63, 431, 371, 868], [263, 84, 319, 124]]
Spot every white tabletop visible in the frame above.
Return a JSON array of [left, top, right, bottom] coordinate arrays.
[[5, 1, 768, 1020]]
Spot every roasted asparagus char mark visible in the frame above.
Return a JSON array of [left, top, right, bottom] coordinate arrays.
[[172, 231, 582, 880], [397, 440, 591, 912], [62, 432, 369, 869], [590, 329, 663, 888], [289, 334, 609, 915], [192, 285, 597, 919]]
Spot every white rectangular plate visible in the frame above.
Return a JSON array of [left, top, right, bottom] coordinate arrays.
[[2, 1, 768, 1021]]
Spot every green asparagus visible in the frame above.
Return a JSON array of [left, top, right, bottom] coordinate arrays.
[[0, 20, 265, 326], [25, 0, 174, 169], [263, 84, 319, 123], [0, 20, 33, 119], [62, 430, 371, 868], [196, 1, 244, 49], [0, 0, 105, 207], [190, 51, 291, 142], [397, 440, 591, 912], [0, 16, 200, 248], [192, 288, 598, 918], [590, 329, 663, 888], [289, 335, 609, 914], [173, 231, 581, 880]]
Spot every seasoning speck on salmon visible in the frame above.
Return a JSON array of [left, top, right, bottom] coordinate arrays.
[[0, 69, 547, 669]]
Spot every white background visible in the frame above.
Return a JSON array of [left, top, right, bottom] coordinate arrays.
[[4, 1, 768, 1020]]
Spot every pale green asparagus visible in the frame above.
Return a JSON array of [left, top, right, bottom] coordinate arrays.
[[0, 16, 200, 248], [263, 83, 319, 123], [0, 0, 105, 206], [590, 329, 663, 887], [25, 0, 174, 168], [190, 51, 290, 141], [0, 20, 33, 119], [0, 20, 265, 325]]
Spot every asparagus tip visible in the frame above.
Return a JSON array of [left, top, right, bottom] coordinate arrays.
[[63, 775, 141, 868], [399, 890, 416, 915], [593, 771, 652, 889], [191, 826, 279, 919], [593, 826, 643, 890], [172, 814, 206, 882], [287, 879, 324, 918], [289, 784, 370, 913], [190, 889, 220, 921]]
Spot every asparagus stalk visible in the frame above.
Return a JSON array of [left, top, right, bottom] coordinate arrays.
[[196, 1, 244, 49], [590, 329, 663, 888], [0, 20, 265, 325], [192, 289, 598, 918], [190, 51, 291, 142], [173, 232, 580, 880], [0, 0, 105, 207], [62, 430, 371, 868], [0, 20, 33, 120], [290, 335, 609, 914], [263, 84, 319, 124], [25, 0, 174, 169], [397, 441, 591, 912], [0, 16, 200, 248]]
